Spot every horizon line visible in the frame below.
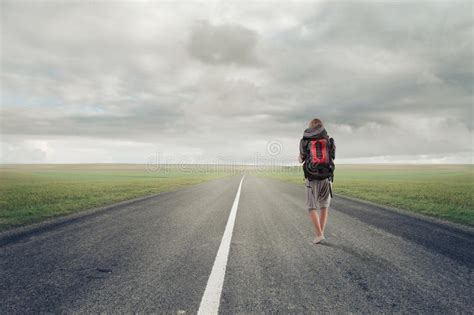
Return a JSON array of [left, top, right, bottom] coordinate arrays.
[[1, 162, 472, 166]]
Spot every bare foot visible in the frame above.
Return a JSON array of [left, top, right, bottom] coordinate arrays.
[[313, 235, 325, 244]]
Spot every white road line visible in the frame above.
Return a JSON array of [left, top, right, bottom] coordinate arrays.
[[197, 176, 245, 315]]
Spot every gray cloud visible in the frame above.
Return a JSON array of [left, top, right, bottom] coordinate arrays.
[[188, 21, 259, 66], [0, 1, 472, 164]]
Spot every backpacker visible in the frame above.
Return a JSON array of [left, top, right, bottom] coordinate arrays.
[[301, 127, 335, 181]]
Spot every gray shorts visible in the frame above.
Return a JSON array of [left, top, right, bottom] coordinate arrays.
[[305, 178, 331, 211]]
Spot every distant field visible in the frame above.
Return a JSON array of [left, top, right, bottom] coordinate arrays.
[[256, 164, 474, 226], [1, 164, 473, 231], [0, 164, 234, 231]]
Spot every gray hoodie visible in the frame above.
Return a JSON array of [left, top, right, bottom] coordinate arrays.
[[299, 127, 329, 161]]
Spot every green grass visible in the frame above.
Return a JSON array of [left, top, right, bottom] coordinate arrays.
[[1, 164, 473, 231], [255, 164, 474, 226], [0, 164, 233, 231]]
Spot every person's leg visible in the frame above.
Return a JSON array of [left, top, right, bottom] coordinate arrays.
[[306, 180, 324, 243], [320, 207, 328, 234], [308, 209, 323, 237], [318, 179, 331, 235]]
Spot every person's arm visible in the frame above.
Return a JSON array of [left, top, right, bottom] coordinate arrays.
[[329, 138, 336, 160], [299, 138, 307, 163]]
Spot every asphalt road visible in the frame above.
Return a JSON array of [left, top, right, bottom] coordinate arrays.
[[1, 175, 473, 313]]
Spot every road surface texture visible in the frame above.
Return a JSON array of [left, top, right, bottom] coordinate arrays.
[[1, 175, 473, 313]]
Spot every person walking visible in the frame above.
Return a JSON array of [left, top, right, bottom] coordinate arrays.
[[299, 118, 336, 244]]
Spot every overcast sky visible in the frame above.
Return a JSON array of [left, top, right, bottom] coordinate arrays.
[[1, 0, 472, 164]]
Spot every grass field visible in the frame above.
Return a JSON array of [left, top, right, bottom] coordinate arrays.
[[256, 164, 474, 226], [0, 164, 234, 231], [1, 164, 473, 231]]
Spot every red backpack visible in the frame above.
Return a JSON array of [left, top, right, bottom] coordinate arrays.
[[301, 131, 335, 181]]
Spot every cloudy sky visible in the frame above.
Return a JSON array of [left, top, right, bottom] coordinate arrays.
[[1, 0, 472, 164]]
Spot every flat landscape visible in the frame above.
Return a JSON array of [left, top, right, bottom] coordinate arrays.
[[1, 164, 472, 231], [0, 164, 232, 231], [258, 164, 474, 226], [1, 175, 472, 313], [2, 1, 472, 313]]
